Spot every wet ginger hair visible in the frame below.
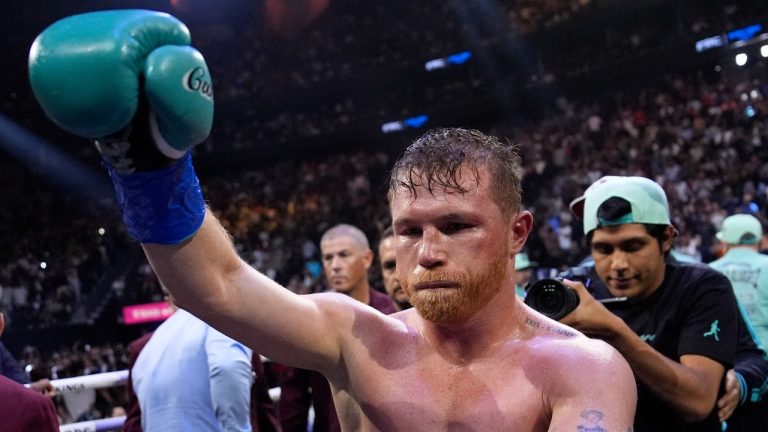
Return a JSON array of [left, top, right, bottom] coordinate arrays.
[[388, 128, 523, 216]]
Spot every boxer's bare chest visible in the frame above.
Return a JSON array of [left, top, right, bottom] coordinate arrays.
[[333, 342, 550, 431]]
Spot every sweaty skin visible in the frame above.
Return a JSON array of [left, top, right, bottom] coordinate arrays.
[[143, 166, 636, 431]]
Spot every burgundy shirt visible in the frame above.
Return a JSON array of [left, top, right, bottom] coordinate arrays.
[[278, 288, 397, 432], [124, 332, 153, 432], [0, 374, 58, 432]]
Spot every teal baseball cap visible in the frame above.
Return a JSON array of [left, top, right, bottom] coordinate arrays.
[[569, 176, 673, 235], [514, 253, 537, 271], [717, 214, 763, 245]]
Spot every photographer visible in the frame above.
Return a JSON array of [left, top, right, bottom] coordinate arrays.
[[552, 176, 741, 432]]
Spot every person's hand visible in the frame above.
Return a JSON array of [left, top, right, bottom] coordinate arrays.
[[558, 279, 623, 339], [717, 369, 740, 422], [29, 379, 56, 397]]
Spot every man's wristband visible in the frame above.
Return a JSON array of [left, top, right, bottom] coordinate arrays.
[[104, 152, 205, 244]]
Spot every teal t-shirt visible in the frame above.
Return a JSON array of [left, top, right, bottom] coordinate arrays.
[[710, 248, 768, 348]]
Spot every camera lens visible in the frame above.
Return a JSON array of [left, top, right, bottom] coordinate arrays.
[[540, 287, 563, 309], [524, 279, 580, 321]]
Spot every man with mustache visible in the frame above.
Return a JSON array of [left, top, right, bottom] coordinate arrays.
[[562, 176, 741, 432], [377, 226, 411, 311], [279, 224, 396, 432], [29, 11, 636, 429]]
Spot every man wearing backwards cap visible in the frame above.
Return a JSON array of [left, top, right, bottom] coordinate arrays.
[[561, 176, 740, 432]]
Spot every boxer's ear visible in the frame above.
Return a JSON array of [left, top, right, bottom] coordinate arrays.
[[509, 210, 533, 258]]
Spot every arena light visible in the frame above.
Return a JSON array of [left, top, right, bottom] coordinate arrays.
[[727, 24, 763, 43], [761, 45, 768, 58], [695, 35, 724, 53], [447, 51, 472, 65], [403, 115, 429, 128], [424, 51, 472, 71], [0, 115, 112, 200], [425, 58, 447, 71], [381, 121, 404, 133], [735, 53, 748, 66], [381, 114, 430, 134]]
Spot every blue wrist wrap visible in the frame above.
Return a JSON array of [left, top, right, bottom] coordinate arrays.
[[104, 152, 205, 244]]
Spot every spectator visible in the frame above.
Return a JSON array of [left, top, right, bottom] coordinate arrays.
[[0, 312, 58, 432], [563, 176, 740, 431], [376, 226, 411, 311], [710, 214, 768, 347], [513, 252, 538, 298], [709, 213, 768, 431], [0, 301, 54, 394], [131, 285, 254, 431], [279, 224, 396, 432]]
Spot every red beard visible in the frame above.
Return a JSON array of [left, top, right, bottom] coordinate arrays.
[[403, 253, 507, 324]]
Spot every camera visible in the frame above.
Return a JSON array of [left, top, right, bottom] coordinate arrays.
[[524, 278, 580, 321]]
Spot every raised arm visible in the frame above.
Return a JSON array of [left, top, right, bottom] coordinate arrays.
[[143, 212, 348, 370], [28, 9, 354, 374]]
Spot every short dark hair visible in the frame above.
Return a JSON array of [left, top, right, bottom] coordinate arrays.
[[586, 197, 671, 254], [595, 196, 632, 224], [388, 128, 523, 215]]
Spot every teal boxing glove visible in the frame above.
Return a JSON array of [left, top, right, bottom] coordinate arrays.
[[144, 45, 213, 159], [28, 10, 213, 244], [29, 9, 213, 165]]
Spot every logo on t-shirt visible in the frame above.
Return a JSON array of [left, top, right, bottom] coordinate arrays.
[[703, 320, 721, 341]]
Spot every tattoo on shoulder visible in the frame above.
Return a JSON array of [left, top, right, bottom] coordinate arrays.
[[524, 316, 576, 337], [577, 409, 606, 432]]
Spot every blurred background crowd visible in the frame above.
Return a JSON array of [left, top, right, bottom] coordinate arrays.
[[1, 0, 767, 424]]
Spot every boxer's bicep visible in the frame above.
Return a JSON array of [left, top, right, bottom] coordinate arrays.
[[226, 269, 356, 373]]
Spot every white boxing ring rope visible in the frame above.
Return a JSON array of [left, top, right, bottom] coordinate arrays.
[[59, 416, 126, 432], [31, 358, 282, 432], [46, 370, 130, 395]]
